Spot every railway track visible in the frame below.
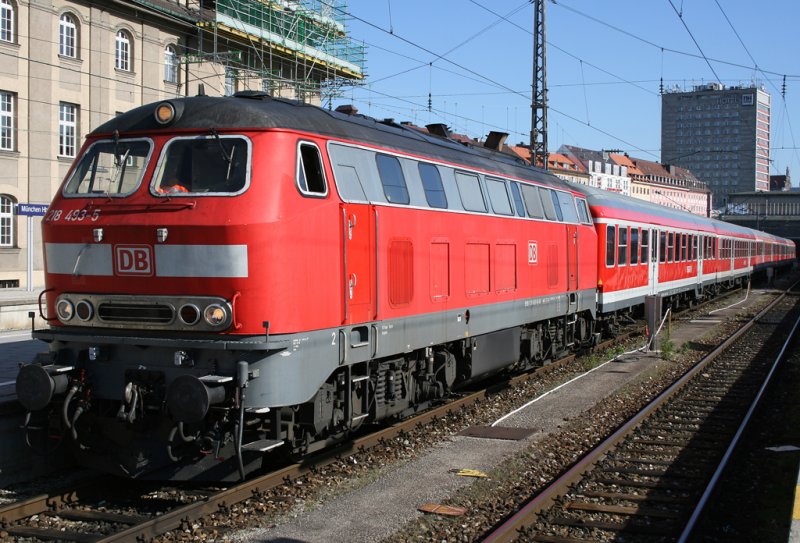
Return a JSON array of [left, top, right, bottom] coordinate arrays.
[[482, 283, 800, 543]]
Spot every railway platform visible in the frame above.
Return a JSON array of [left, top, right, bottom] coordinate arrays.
[[0, 287, 44, 332]]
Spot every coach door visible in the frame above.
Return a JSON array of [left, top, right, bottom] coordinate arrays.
[[341, 204, 376, 324], [648, 228, 659, 295]]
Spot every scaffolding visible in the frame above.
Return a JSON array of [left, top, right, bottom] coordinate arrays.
[[197, 0, 366, 104]]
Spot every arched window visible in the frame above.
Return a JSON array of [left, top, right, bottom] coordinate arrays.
[[0, 0, 14, 43], [0, 194, 14, 247], [164, 45, 178, 84], [59, 13, 77, 58], [115, 30, 131, 71]]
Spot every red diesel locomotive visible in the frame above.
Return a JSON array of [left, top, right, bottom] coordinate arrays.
[[15, 91, 795, 480]]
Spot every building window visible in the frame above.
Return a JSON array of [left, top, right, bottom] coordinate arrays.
[[59, 13, 77, 58], [0, 0, 13, 43], [224, 68, 236, 96], [0, 194, 13, 247], [59, 102, 77, 157], [0, 91, 13, 150], [164, 45, 178, 84], [115, 30, 131, 71]]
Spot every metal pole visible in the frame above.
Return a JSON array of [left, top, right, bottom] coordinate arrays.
[[26, 215, 33, 291], [530, 0, 547, 169]]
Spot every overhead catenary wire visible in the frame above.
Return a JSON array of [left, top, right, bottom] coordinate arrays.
[[666, 0, 723, 84]]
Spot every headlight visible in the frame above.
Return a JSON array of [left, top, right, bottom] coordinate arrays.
[[76, 300, 94, 321], [203, 304, 227, 326], [154, 102, 175, 124], [56, 299, 74, 322], [179, 304, 201, 326]]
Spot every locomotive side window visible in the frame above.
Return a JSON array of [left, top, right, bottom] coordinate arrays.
[[486, 177, 512, 215], [556, 191, 579, 223], [509, 182, 526, 217], [376, 154, 410, 204], [418, 162, 447, 209], [539, 187, 558, 221], [618, 226, 628, 266], [630, 228, 639, 265], [576, 198, 591, 224], [520, 184, 543, 219], [297, 142, 327, 196], [64, 138, 152, 197], [455, 171, 486, 212], [605, 225, 615, 267], [153, 135, 249, 195]]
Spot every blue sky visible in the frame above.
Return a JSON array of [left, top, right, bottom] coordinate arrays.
[[339, 0, 800, 185]]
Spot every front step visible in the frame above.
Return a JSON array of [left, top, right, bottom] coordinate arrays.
[[241, 439, 284, 452]]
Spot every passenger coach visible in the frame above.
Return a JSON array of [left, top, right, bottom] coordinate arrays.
[[574, 184, 795, 327]]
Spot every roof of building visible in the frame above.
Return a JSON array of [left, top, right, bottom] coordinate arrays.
[[608, 153, 643, 176], [631, 157, 670, 179], [547, 152, 582, 172]]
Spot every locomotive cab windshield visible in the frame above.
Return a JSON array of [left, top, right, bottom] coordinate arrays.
[[63, 138, 153, 197], [152, 134, 250, 196]]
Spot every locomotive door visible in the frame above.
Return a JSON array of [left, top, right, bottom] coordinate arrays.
[[341, 204, 376, 324], [566, 225, 578, 292], [648, 228, 659, 295]]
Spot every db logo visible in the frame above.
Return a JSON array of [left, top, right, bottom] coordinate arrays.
[[528, 241, 538, 264], [115, 245, 153, 276]]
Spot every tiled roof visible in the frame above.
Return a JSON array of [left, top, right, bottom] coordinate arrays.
[[547, 152, 580, 171], [608, 153, 644, 176]]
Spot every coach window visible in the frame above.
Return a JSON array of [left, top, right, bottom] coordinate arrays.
[[630, 228, 639, 265], [683, 234, 688, 261], [297, 142, 327, 196], [509, 182, 526, 217], [539, 187, 558, 221], [640, 229, 649, 264], [455, 171, 486, 212], [606, 225, 616, 267], [556, 191, 579, 223], [576, 197, 591, 225], [692, 235, 698, 260], [418, 162, 447, 208], [667, 232, 674, 262], [520, 184, 543, 219], [659, 231, 666, 263], [679, 234, 685, 261], [618, 226, 628, 266], [376, 154, 410, 204], [486, 177, 513, 215]]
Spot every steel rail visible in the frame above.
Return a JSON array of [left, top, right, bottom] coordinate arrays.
[[481, 280, 799, 543]]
